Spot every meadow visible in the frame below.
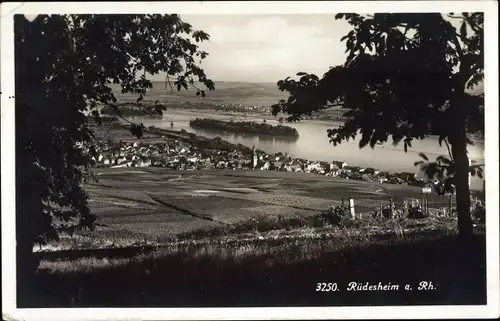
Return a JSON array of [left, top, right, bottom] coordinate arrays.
[[27, 214, 486, 307], [24, 166, 486, 307]]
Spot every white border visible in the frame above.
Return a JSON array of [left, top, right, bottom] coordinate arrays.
[[1, 1, 499, 320]]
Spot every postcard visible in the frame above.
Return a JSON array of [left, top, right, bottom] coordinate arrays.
[[1, 1, 498, 320]]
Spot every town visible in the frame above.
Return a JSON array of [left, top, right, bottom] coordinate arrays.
[[84, 131, 433, 188]]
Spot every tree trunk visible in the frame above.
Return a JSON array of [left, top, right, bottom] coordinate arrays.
[[16, 237, 40, 306], [450, 78, 474, 245], [449, 94, 476, 301], [451, 138, 474, 243]]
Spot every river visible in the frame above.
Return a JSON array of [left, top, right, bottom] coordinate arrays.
[[128, 109, 485, 191]]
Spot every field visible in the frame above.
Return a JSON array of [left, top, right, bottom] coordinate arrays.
[[112, 81, 289, 106], [106, 81, 345, 120], [22, 166, 486, 307], [75, 167, 464, 245]]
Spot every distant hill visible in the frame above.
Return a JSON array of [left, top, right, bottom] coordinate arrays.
[[112, 81, 288, 106], [110, 79, 484, 107]]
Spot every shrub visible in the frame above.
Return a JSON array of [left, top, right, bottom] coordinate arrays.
[[382, 206, 393, 219], [407, 199, 427, 219], [471, 198, 485, 222], [323, 205, 358, 228]]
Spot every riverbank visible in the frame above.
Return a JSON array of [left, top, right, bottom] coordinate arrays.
[[94, 108, 484, 148], [87, 122, 485, 198]]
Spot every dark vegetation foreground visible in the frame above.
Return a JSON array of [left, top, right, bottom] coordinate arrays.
[[20, 232, 486, 308]]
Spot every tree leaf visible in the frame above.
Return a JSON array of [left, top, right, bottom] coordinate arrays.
[[14, 13, 216, 258], [438, 135, 446, 147], [460, 22, 467, 39], [418, 152, 429, 161], [414, 161, 424, 167]]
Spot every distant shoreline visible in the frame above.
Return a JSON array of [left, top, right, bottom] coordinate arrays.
[[92, 108, 485, 144]]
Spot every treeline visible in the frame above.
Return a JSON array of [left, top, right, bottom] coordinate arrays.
[[87, 115, 120, 125], [101, 105, 162, 118], [189, 118, 299, 137]]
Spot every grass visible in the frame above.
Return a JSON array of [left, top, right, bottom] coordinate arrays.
[[36, 206, 459, 253], [172, 209, 458, 241], [25, 231, 486, 307], [20, 209, 486, 308]]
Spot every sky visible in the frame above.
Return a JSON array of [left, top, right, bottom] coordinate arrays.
[[148, 14, 467, 84], [150, 14, 352, 83]]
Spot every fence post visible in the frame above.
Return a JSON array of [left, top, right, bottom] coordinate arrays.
[[468, 158, 472, 189], [448, 194, 453, 215], [379, 201, 383, 218], [252, 146, 257, 170], [349, 198, 356, 219], [420, 191, 424, 213]]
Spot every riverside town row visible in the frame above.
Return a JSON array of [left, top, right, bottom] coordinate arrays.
[[78, 138, 439, 188]]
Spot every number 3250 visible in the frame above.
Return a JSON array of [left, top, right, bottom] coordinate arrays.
[[316, 282, 338, 292]]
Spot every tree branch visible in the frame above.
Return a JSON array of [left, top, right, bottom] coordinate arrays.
[[165, 75, 174, 91], [450, 32, 465, 58], [444, 137, 454, 161], [97, 100, 159, 124], [99, 105, 134, 125], [447, 14, 465, 21], [465, 63, 483, 85], [188, 78, 204, 92]]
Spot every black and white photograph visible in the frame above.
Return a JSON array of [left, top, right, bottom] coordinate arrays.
[[1, 1, 499, 320]]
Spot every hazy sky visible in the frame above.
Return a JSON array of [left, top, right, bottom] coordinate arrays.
[[151, 14, 352, 83], [149, 14, 465, 84]]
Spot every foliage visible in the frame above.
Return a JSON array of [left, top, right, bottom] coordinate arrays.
[[272, 13, 484, 239], [189, 118, 300, 137], [371, 199, 427, 220], [406, 200, 427, 219], [470, 198, 485, 222], [14, 13, 214, 276], [100, 105, 163, 117], [414, 152, 483, 196], [322, 205, 358, 228]]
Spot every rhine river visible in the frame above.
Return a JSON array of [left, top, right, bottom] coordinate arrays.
[[131, 109, 485, 191]]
